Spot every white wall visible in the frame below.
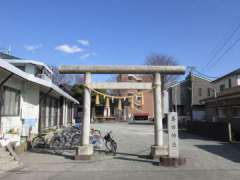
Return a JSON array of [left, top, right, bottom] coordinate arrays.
[[21, 82, 40, 135], [0, 71, 24, 136], [0, 71, 40, 138], [0, 69, 76, 143]]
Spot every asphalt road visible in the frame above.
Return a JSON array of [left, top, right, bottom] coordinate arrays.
[[1, 122, 240, 180]]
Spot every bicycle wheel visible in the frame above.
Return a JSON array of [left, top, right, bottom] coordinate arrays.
[[32, 136, 45, 149], [105, 140, 112, 151], [71, 134, 81, 147], [105, 140, 117, 153], [111, 141, 117, 154]]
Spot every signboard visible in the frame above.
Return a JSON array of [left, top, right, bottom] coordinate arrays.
[[168, 112, 179, 158]]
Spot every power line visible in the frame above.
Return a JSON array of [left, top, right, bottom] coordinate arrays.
[[193, 69, 219, 79], [202, 22, 240, 70], [208, 37, 240, 69]]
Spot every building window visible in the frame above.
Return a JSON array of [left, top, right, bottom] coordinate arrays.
[[198, 88, 202, 96], [16, 66, 25, 72], [1, 86, 20, 116], [220, 84, 225, 92], [228, 79, 232, 88], [207, 88, 211, 96]]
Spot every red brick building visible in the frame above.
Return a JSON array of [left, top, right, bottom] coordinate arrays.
[[117, 74, 154, 120]]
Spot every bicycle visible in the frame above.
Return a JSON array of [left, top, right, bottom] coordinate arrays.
[[104, 131, 117, 155], [31, 133, 47, 149], [89, 128, 104, 149], [51, 126, 82, 150]]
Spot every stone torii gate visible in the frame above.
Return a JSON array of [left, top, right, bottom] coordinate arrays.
[[59, 65, 185, 160]]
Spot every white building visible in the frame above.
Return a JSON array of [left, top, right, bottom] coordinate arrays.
[[0, 55, 78, 146], [212, 68, 240, 93]]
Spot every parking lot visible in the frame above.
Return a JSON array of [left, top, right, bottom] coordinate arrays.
[[1, 122, 240, 180]]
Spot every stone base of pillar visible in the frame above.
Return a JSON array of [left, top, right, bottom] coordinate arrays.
[[75, 144, 93, 160], [150, 145, 168, 159]]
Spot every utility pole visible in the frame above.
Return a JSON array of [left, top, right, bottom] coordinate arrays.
[[187, 66, 196, 121]]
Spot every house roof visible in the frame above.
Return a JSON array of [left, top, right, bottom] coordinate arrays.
[[0, 59, 78, 104], [0, 52, 21, 60], [212, 68, 240, 83], [6, 59, 53, 74], [167, 73, 211, 89], [191, 73, 212, 82]]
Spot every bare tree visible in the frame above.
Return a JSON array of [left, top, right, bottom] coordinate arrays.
[[50, 66, 84, 86], [51, 66, 74, 85], [74, 74, 84, 84], [144, 53, 179, 84]]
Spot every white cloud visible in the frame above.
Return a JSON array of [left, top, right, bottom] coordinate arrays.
[[80, 52, 96, 60], [78, 39, 90, 46], [24, 44, 43, 51], [55, 44, 83, 54], [80, 53, 91, 59]]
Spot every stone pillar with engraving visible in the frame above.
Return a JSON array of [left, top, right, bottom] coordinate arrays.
[[168, 112, 179, 158]]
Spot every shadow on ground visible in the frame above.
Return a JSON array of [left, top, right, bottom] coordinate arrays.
[[113, 156, 159, 166], [195, 143, 240, 163], [28, 149, 75, 160], [179, 131, 228, 142]]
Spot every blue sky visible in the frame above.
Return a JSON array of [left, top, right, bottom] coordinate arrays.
[[1, 0, 240, 80]]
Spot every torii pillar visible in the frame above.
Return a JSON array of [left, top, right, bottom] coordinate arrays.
[[151, 73, 167, 158], [75, 72, 93, 160]]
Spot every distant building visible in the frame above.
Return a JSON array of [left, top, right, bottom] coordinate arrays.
[[0, 53, 78, 146], [168, 73, 213, 121], [117, 74, 154, 121], [202, 69, 240, 134], [212, 68, 240, 93]]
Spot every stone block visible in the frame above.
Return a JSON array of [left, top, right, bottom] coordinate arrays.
[[150, 145, 168, 159], [75, 144, 93, 160]]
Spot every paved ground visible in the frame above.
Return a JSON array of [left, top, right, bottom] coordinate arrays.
[[1, 122, 240, 180]]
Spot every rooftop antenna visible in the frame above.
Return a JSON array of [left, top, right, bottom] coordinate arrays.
[[7, 45, 12, 55]]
